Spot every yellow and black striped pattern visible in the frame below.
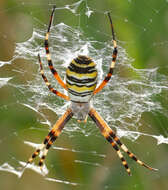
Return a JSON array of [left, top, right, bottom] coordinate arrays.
[[66, 55, 97, 102]]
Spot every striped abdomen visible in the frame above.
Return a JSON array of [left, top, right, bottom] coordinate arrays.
[[66, 55, 97, 102]]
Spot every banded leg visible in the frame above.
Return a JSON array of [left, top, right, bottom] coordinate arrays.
[[45, 5, 67, 90], [89, 108, 131, 175], [108, 129, 157, 171], [38, 54, 70, 101], [89, 108, 157, 175], [93, 12, 117, 95], [27, 108, 73, 169]]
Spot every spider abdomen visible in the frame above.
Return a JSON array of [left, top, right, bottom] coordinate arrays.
[[66, 55, 97, 102]]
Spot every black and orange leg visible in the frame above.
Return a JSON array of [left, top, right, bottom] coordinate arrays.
[[94, 12, 117, 95], [89, 108, 131, 175], [44, 5, 67, 90], [89, 108, 157, 175], [27, 108, 73, 169], [108, 128, 158, 171], [38, 54, 70, 101]]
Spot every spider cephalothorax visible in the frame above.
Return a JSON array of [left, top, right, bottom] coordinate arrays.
[[70, 101, 90, 122], [26, 5, 157, 175]]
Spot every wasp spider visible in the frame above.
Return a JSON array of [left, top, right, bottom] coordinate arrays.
[[27, 5, 157, 175]]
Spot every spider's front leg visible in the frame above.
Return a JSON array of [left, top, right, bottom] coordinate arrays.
[[89, 108, 157, 175], [93, 12, 118, 95], [44, 5, 67, 90], [27, 108, 73, 169]]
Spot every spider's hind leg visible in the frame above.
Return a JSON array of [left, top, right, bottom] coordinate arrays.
[[89, 108, 157, 175], [26, 108, 73, 169], [89, 108, 131, 175], [38, 131, 58, 169], [26, 130, 54, 165], [108, 131, 158, 171]]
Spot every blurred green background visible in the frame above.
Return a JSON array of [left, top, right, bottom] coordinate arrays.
[[0, 0, 168, 190]]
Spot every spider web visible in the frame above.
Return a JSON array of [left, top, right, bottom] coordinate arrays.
[[0, 0, 168, 189]]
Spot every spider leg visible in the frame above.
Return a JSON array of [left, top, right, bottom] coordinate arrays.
[[27, 127, 55, 165], [89, 108, 131, 175], [108, 128, 158, 171], [38, 108, 73, 168], [93, 12, 117, 95], [38, 54, 70, 101], [89, 108, 157, 175], [44, 5, 67, 90], [27, 108, 73, 168]]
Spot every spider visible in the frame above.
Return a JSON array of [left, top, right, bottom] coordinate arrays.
[[26, 5, 157, 175]]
